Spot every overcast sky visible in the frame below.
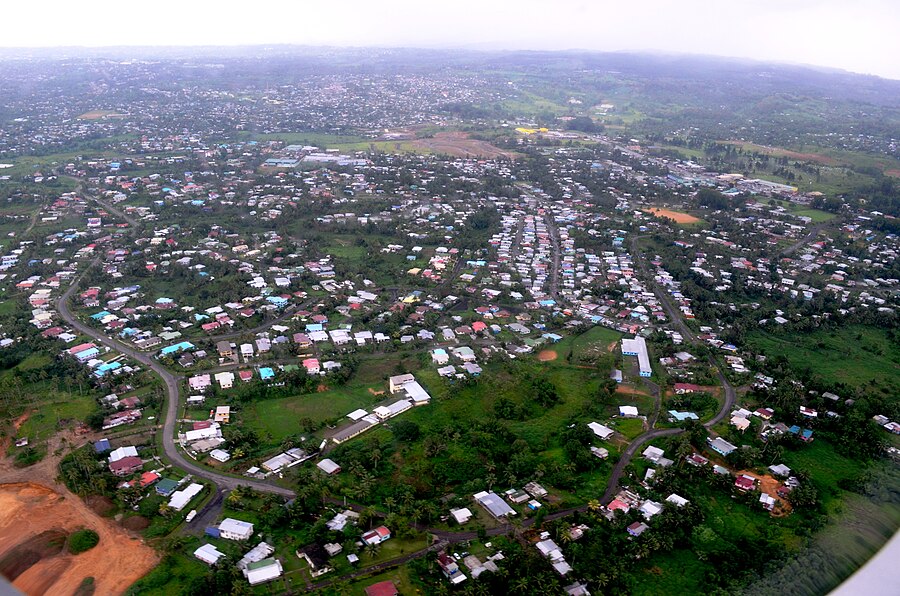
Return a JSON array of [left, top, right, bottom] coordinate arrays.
[[5, 0, 900, 79]]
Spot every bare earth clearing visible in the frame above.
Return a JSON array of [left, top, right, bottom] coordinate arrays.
[[718, 141, 840, 166], [885, 169, 900, 178], [537, 350, 559, 362], [643, 208, 701, 224], [76, 110, 127, 120], [0, 437, 158, 596], [411, 132, 519, 159]]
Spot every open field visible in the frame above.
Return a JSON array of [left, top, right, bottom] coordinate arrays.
[[408, 131, 519, 159], [0, 482, 157, 596], [717, 141, 841, 166], [747, 324, 899, 395], [771, 200, 835, 222], [642, 207, 701, 224], [76, 110, 127, 120]]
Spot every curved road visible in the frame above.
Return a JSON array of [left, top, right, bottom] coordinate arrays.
[[59, 188, 295, 498]]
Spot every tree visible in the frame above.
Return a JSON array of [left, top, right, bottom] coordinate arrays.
[[391, 419, 420, 442]]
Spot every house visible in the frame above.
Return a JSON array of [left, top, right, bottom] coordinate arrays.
[[759, 493, 776, 511], [214, 406, 231, 423], [627, 521, 649, 537], [769, 464, 791, 477], [735, 474, 756, 491], [317, 459, 341, 475], [215, 371, 234, 389], [388, 373, 415, 394], [431, 348, 449, 365], [588, 422, 614, 440], [707, 437, 738, 456], [194, 544, 226, 566], [665, 494, 689, 507], [209, 449, 230, 463], [437, 552, 467, 585], [364, 581, 398, 596], [297, 544, 333, 577], [220, 518, 255, 541], [109, 456, 142, 476], [216, 340, 233, 358], [619, 405, 639, 417], [169, 483, 204, 511], [109, 445, 139, 462], [450, 507, 472, 524], [244, 559, 283, 586], [155, 478, 179, 496], [361, 526, 391, 546], [473, 491, 516, 519], [189, 374, 211, 392], [639, 500, 663, 519], [524, 481, 548, 499]]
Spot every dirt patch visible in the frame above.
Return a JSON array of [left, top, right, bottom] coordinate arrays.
[[643, 208, 701, 224], [738, 470, 792, 515], [410, 132, 519, 159], [616, 385, 650, 397], [317, 384, 329, 393], [718, 141, 840, 166], [607, 341, 618, 352], [76, 110, 127, 120], [0, 529, 68, 580], [537, 350, 558, 362], [886, 169, 900, 178], [368, 388, 385, 396], [1, 411, 30, 455], [84, 495, 115, 516], [0, 483, 158, 596], [122, 516, 150, 531]]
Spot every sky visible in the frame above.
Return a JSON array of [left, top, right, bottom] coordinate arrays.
[[4, 0, 900, 79]]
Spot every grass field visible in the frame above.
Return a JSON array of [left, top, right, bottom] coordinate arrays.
[[771, 200, 835, 222], [747, 324, 899, 395]]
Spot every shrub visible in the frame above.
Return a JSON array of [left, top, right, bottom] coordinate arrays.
[[68, 529, 100, 554]]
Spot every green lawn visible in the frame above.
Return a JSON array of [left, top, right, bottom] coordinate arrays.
[[244, 386, 376, 442]]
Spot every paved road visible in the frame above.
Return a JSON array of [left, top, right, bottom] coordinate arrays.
[[630, 235, 737, 426], [781, 222, 828, 257], [58, 188, 296, 498]]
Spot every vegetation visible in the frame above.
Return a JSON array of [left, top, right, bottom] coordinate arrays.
[[68, 529, 100, 554]]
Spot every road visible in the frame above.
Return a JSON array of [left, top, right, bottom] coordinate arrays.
[[58, 187, 296, 498], [780, 222, 828, 257], [630, 235, 737, 426]]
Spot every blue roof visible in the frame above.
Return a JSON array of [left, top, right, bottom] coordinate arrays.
[[94, 438, 111, 453], [259, 367, 275, 380], [90, 311, 111, 319], [789, 425, 801, 434], [161, 341, 194, 355], [802, 429, 814, 439]]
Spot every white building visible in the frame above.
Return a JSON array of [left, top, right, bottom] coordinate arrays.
[[194, 543, 225, 566], [220, 518, 255, 541], [621, 336, 652, 377]]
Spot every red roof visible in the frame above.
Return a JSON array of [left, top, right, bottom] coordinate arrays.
[[364, 581, 398, 596]]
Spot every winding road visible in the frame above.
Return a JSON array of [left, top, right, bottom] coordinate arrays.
[[55, 183, 742, 584], [58, 186, 295, 497]]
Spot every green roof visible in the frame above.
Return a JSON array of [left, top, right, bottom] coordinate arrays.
[[247, 558, 277, 570]]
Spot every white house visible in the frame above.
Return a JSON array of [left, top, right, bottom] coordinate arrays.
[[220, 518, 255, 541]]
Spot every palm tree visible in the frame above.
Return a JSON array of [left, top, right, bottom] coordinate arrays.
[[385, 496, 396, 515], [587, 499, 601, 512]]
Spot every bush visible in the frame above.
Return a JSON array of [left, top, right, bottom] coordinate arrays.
[[68, 529, 100, 554]]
